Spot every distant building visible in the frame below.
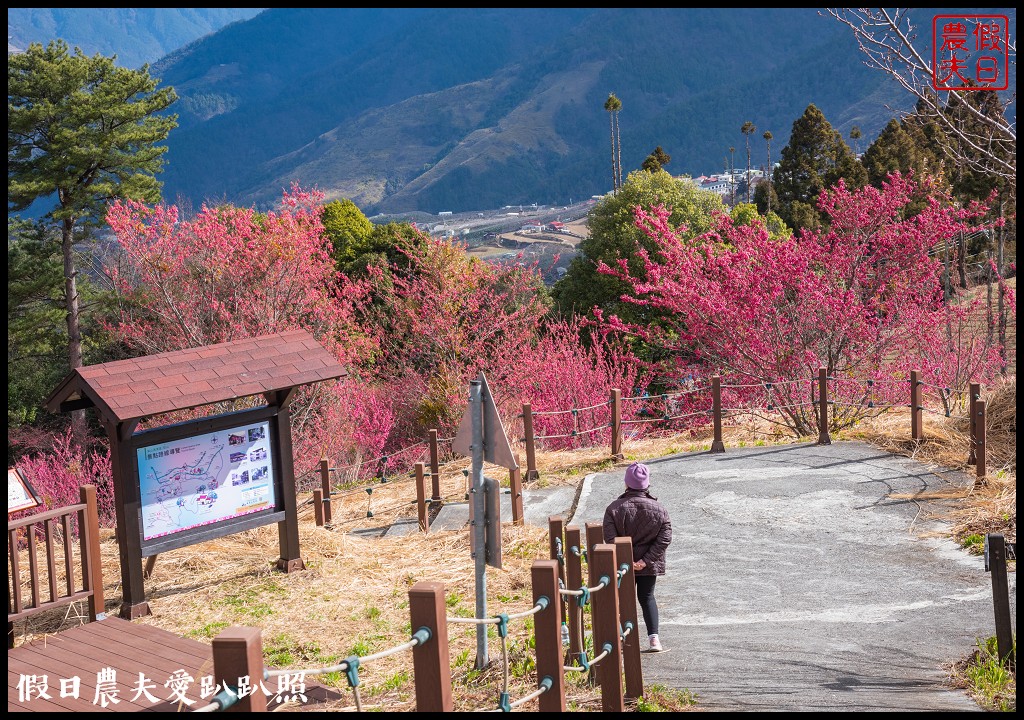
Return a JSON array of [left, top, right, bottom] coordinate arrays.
[[520, 223, 544, 234], [547, 221, 565, 232], [438, 211, 452, 217], [697, 175, 730, 196]]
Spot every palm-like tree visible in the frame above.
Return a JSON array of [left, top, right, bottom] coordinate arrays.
[[741, 121, 756, 203], [728, 146, 736, 204], [763, 130, 773, 214], [604, 93, 623, 191], [849, 125, 862, 155]]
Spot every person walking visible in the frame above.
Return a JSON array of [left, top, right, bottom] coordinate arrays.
[[603, 461, 672, 652]]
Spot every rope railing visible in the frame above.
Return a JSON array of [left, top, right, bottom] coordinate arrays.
[[446, 593, 578, 712], [325, 441, 430, 479], [506, 677, 553, 709], [531, 399, 610, 417], [620, 385, 705, 402], [621, 407, 712, 425], [264, 629, 430, 680], [266, 628, 431, 712], [558, 575, 611, 600], [478, 677, 554, 713], [447, 597, 549, 626], [859, 377, 906, 386], [534, 422, 609, 441], [920, 406, 971, 420], [191, 688, 240, 713], [193, 532, 645, 712]]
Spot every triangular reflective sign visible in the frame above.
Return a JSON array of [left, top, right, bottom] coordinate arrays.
[[451, 372, 518, 470]]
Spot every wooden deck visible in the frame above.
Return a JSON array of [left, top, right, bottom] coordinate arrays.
[[8, 617, 341, 712]]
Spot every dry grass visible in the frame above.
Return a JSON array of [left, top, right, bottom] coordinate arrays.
[[9, 378, 1015, 712], [843, 376, 1016, 544]]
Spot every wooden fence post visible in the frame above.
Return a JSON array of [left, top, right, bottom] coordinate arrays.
[[967, 382, 981, 465], [320, 457, 332, 525], [613, 537, 643, 701], [523, 403, 539, 481], [509, 466, 524, 526], [79, 484, 104, 622], [975, 399, 987, 481], [910, 370, 923, 441], [985, 534, 1014, 667], [212, 627, 267, 711], [564, 525, 585, 666], [428, 429, 441, 503], [610, 388, 623, 459], [590, 543, 624, 712], [312, 489, 324, 527], [532, 559, 567, 712], [548, 516, 566, 590], [711, 375, 725, 452], [584, 522, 603, 688], [415, 463, 429, 532], [409, 581, 453, 712], [818, 368, 831, 445]]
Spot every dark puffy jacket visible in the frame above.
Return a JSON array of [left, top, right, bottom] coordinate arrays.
[[602, 488, 672, 576]]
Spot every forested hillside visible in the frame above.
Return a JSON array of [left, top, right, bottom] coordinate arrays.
[[150, 8, 914, 214]]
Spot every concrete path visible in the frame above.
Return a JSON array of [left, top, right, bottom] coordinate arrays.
[[570, 441, 1014, 712]]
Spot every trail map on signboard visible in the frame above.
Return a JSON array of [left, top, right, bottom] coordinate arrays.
[[137, 420, 277, 541], [8, 466, 40, 514]]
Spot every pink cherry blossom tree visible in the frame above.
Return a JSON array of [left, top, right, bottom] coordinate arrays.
[[598, 173, 1008, 436]]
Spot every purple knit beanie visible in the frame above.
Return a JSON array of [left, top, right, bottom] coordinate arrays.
[[624, 462, 650, 490]]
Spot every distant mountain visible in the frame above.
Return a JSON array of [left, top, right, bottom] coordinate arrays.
[[18, 8, 971, 216], [7, 8, 265, 69], [150, 7, 925, 216]]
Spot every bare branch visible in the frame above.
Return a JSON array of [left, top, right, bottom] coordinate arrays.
[[824, 8, 1016, 180]]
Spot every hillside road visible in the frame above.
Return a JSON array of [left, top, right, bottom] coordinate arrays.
[[570, 441, 1015, 712]]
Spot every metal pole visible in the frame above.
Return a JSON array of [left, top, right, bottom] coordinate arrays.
[[470, 380, 489, 669]]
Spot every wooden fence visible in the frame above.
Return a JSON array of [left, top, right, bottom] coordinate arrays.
[[192, 523, 642, 712], [7, 484, 105, 648], [518, 369, 988, 482], [306, 368, 988, 536]]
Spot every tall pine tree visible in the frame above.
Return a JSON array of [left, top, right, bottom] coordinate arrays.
[[8, 40, 177, 441], [772, 104, 866, 230]]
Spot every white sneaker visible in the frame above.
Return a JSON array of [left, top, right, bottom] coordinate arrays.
[[648, 634, 664, 652]]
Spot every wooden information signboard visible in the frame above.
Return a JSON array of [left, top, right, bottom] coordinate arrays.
[[8, 467, 40, 515]]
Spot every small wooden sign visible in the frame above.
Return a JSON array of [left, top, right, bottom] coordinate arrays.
[[8, 466, 41, 514]]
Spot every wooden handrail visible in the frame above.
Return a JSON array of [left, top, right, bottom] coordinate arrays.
[[8, 484, 105, 645]]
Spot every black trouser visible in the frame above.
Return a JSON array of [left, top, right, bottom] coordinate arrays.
[[636, 575, 659, 636]]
